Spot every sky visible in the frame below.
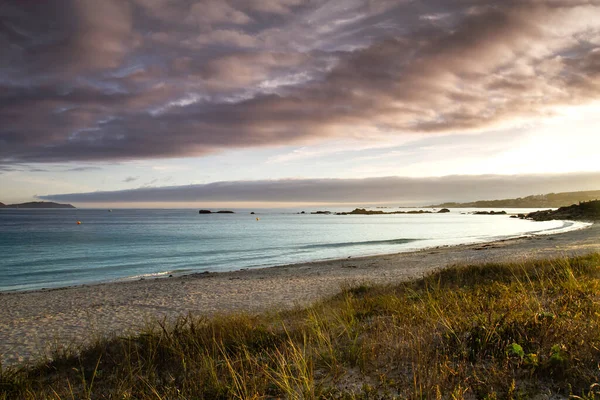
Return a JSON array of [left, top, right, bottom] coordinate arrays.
[[1, 0, 600, 207]]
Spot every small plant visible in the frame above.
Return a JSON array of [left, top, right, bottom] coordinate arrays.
[[524, 353, 539, 368], [549, 344, 568, 367], [507, 343, 525, 359]]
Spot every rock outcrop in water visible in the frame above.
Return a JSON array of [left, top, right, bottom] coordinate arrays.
[[335, 208, 435, 215], [472, 211, 507, 215], [338, 208, 385, 215], [198, 210, 235, 214], [0, 201, 75, 209], [523, 200, 600, 221]]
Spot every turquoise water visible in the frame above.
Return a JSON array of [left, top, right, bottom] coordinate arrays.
[[0, 208, 587, 292]]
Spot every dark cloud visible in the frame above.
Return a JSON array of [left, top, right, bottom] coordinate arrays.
[[38, 172, 600, 204], [123, 176, 139, 183], [140, 178, 159, 187], [0, 0, 134, 78], [1, 0, 600, 164], [0, 165, 19, 173], [63, 166, 103, 172]]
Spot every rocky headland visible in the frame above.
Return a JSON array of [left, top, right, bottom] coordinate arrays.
[[428, 189, 600, 208], [523, 200, 600, 222], [0, 201, 75, 209]]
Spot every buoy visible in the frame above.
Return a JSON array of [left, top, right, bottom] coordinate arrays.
[[256, 217, 260, 221], [76, 221, 82, 225]]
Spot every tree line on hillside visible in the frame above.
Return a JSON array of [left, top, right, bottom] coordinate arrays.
[[429, 190, 600, 208]]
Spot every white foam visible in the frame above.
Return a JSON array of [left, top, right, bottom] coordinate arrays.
[[526, 220, 592, 236], [121, 270, 175, 281]]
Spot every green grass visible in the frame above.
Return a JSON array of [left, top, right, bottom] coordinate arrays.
[[2, 253, 600, 399]]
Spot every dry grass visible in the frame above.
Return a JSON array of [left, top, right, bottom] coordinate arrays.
[[2, 253, 600, 399]]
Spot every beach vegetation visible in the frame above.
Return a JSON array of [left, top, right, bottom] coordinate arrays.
[[1, 253, 600, 399]]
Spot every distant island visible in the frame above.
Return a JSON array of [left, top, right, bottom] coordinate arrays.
[[428, 189, 600, 208], [0, 201, 75, 209]]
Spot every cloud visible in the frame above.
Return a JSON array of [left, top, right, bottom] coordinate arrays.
[[185, 30, 260, 49], [142, 178, 159, 187], [0, 0, 134, 78], [123, 176, 139, 183], [63, 166, 103, 172], [1, 0, 600, 164], [38, 172, 600, 204]]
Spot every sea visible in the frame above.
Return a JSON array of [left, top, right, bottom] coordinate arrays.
[[0, 208, 590, 292]]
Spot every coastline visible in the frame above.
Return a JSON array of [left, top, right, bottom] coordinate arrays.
[[1, 217, 589, 294], [1, 222, 598, 367]]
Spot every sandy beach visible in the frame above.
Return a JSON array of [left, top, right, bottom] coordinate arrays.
[[1, 223, 598, 367]]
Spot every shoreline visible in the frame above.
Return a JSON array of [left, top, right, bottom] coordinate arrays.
[[1, 222, 598, 367], [1, 218, 590, 295]]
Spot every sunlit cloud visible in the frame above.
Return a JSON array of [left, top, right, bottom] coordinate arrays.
[[1, 0, 599, 164]]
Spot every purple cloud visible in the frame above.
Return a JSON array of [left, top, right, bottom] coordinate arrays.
[[1, 0, 600, 164], [38, 172, 600, 204]]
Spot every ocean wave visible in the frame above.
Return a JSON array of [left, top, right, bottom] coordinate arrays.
[[527, 220, 592, 236], [299, 238, 418, 250], [123, 269, 192, 281]]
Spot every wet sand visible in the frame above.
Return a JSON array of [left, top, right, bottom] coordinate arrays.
[[1, 223, 598, 367]]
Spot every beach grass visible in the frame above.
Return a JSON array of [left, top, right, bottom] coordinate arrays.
[[2, 253, 600, 399]]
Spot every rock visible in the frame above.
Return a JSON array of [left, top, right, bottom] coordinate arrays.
[[437, 208, 451, 213], [524, 200, 600, 221], [250, 212, 255, 215], [199, 210, 212, 214], [350, 208, 384, 215], [216, 210, 235, 213], [336, 208, 433, 215]]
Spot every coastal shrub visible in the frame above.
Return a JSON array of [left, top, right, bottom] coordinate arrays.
[[1, 253, 600, 399]]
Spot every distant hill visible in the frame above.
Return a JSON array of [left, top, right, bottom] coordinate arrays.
[[427, 190, 600, 208], [0, 201, 75, 209]]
